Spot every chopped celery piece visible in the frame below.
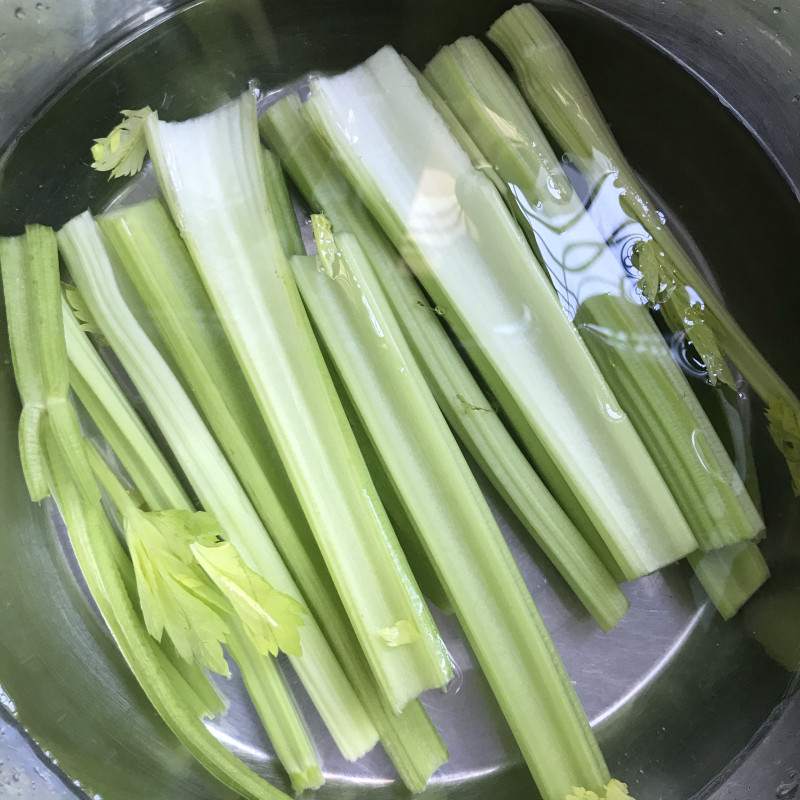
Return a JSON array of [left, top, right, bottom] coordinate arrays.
[[85, 442, 323, 789], [689, 542, 769, 621], [489, 3, 800, 494], [1, 225, 289, 800], [262, 92, 628, 630], [227, 620, 324, 793], [400, 56, 509, 200], [306, 47, 697, 582], [291, 226, 610, 800], [65, 281, 444, 793], [144, 92, 453, 713], [63, 293, 193, 512], [575, 294, 763, 547], [0, 233, 50, 501], [425, 37, 763, 554], [94, 196, 448, 790], [93, 195, 448, 791], [423, 39, 767, 617], [57, 211, 378, 762]]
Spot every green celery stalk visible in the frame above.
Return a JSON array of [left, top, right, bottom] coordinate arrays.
[[84, 436, 323, 792], [96, 194, 448, 789], [226, 619, 323, 793], [291, 227, 610, 800], [63, 293, 193, 512], [305, 47, 697, 582], [423, 38, 764, 549], [0, 234, 50, 501], [260, 148, 306, 257], [488, 3, 800, 494], [1, 225, 289, 800], [423, 40, 767, 613], [57, 211, 379, 762], [259, 94, 628, 632], [144, 92, 453, 713]]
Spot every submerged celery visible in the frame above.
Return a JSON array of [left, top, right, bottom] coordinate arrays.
[[305, 47, 697, 582], [489, 3, 800, 494], [79, 377, 322, 792], [260, 94, 628, 632], [1, 225, 289, 800], [425, 37, 763, 553], [291, 224, 610, 800], [57, 212, 379, 762], [97, 186, 449, 790], [144, 92, 453, 713]]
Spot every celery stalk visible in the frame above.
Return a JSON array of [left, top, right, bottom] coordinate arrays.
[[79, 384, 323, 794], [0, 234, 50, 501], [1, 225, 289, 800], [305, 47, 697, 581], [96, 195, 449, 789], [144, 93, 453, 712], [424, 39, 767, 613], [260, 93, 628, 631], [63, 294, 193, 512], [291, 228, 611, 800], [57, 212, 379, 762], [574, 294, 763, 546], [489, 3, 800, 494], [226, 620, 323, 793]]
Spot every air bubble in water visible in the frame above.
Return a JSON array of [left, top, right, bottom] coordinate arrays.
[[14, 7, 25, 19]]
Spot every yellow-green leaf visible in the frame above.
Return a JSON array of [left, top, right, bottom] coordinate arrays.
[[126, 507, 231, 675], [765, 396, 800, 495], [91, 107, 153, 179], [192, 541, 306, 658]]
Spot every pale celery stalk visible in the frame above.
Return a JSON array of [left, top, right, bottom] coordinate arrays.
[[1, 225, 288, 800], [85, 443, 322, 793], [57, 211, 378, 762], [489, 3, 800, 494], [259, 94, 628, 632], [424, 39, 763, 552], [261, 143, 452, 615], [144, 93, 453, 712], [400, 56, 509, 201], [96, 194, 448, 789], [424, 40, 769, 618], [291, 229, 610, 800], [305, 47, 697, 581]]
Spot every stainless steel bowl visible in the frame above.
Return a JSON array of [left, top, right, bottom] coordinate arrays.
[[1, 1, 798, 798]]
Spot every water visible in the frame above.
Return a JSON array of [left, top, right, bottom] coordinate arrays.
[[0, 2, 798, 800]]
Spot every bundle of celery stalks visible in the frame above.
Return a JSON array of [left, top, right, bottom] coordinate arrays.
[[3, 4, 798, 800]]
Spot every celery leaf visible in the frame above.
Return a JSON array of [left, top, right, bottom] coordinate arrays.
[[126, 508, 231, 676], [660, 286, 734, 388], [91, 107, 153, 179], [192, 540, 306, 658], [62, 283, 105, 338], [765, 397, 800, 494]]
